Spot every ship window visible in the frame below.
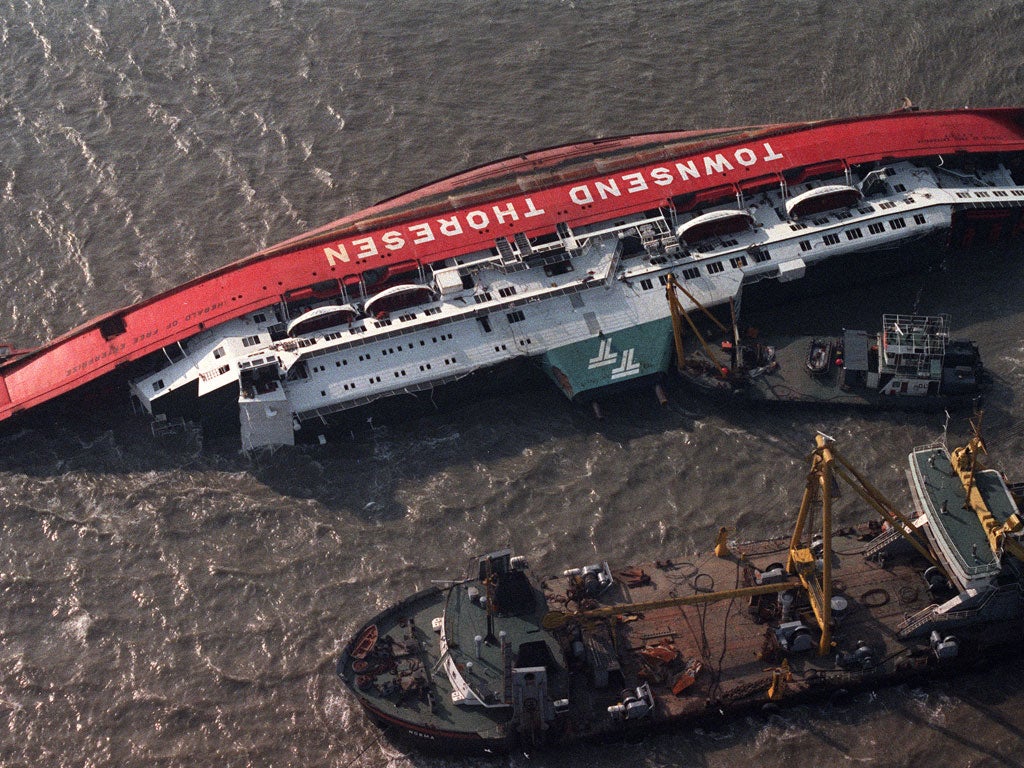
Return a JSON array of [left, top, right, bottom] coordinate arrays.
[[879, 200, 898, 209], [682, 267, 700, 280], [893, 183, 906, 192], [857, 204, 875, 214], [253, 313, 267, 324], [639, 278, 654, 290], [478, 316, 492, 333], [424, 307, 441, 316], [868, 222, 886, 234], [730, 255, 748, 269], [889, 217, 906, 229], [499, 286, 517, 298], [812, 217, 830, 226], [913, 214, 926, 225], [707, 261, 725, 274], [474, 291, 493, 304], [846, 228, 863, 240], [241, 335, 260, 347], [799, 240, 812, 252], [152, 379, 164, 392], [507, 310, 526, 324], [789, 222, 808, 231], [213, 346, 225, 359], [751, 249, 771, 263]]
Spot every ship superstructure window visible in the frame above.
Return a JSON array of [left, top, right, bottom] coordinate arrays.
[[153, 379, 164, 391], [639, 278, 654, 290], [681, 267, 700, 280], [474, 292, 493, 304], [913, 214, 926, 225], [893, 183, 906, 192], [499, 286, 517, 298], [253, 313, 267, 324], [868, 222, 886, 235], [507, 310, 526, 324], [799, 240, 812, 252], [707, 261, 725, 274], [823, 233, 841, 245], [750, 249, 772, 263], [241, 335, 260, 347], [812, 217, 830, 226], [213, 346, 226, 359], [730, 255, 748, 269], [879, 200, 898, 209], [889, 217, 906, 230], [846, 228, 863, 240]]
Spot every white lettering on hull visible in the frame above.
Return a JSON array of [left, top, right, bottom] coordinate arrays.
[[322, 142, 785, 267]]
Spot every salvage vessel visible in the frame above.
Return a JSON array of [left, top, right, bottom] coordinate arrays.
[[336, 424, 1024, 753], [669, 297, 986, 410], [3, 108, 1024, 449]]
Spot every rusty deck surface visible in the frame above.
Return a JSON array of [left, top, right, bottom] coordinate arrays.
[[540, 527, 938, 731]]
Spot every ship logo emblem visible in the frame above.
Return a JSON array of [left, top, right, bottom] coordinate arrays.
[[588, 338, 642, 380]]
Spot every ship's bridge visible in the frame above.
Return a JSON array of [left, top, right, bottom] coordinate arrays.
[[907, 444, 1021, 590]]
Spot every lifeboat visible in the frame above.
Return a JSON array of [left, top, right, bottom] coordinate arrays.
[[285, 304, 358, 337], [363, 285, 438, 317], [676, 209, 755, 243], [785, 184, 862, 219]]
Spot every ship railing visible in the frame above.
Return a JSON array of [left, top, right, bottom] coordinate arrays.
[[897, 603, 941, 637], [898, 585, 1003, 638]]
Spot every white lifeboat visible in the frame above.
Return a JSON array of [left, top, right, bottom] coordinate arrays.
[[785, 184, 862, 219], [363, 284, 438, 317], [675, 209, 754, 244], [285, 304, 358, 337]]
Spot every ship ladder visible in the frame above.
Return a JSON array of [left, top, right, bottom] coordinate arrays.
[[863, 524, 911, 562]]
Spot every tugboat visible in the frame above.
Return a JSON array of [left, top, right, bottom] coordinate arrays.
[[668, 278, 985, 410], [335, 422, 1024, 753]]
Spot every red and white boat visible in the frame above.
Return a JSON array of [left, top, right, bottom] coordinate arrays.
[[2, 107, 1024, 449]]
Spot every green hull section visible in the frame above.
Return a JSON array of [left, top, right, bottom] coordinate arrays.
[[539, 318, 674, 400]]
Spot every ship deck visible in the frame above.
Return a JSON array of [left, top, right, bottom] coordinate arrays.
[[541, 528, 939, 733], [683, 332, 976, 409], [339, 521, 1015, 749]]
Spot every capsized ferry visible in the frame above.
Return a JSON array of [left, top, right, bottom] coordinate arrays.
[[3, 107, 1024, 449], [336, 424, 1024, 754]]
